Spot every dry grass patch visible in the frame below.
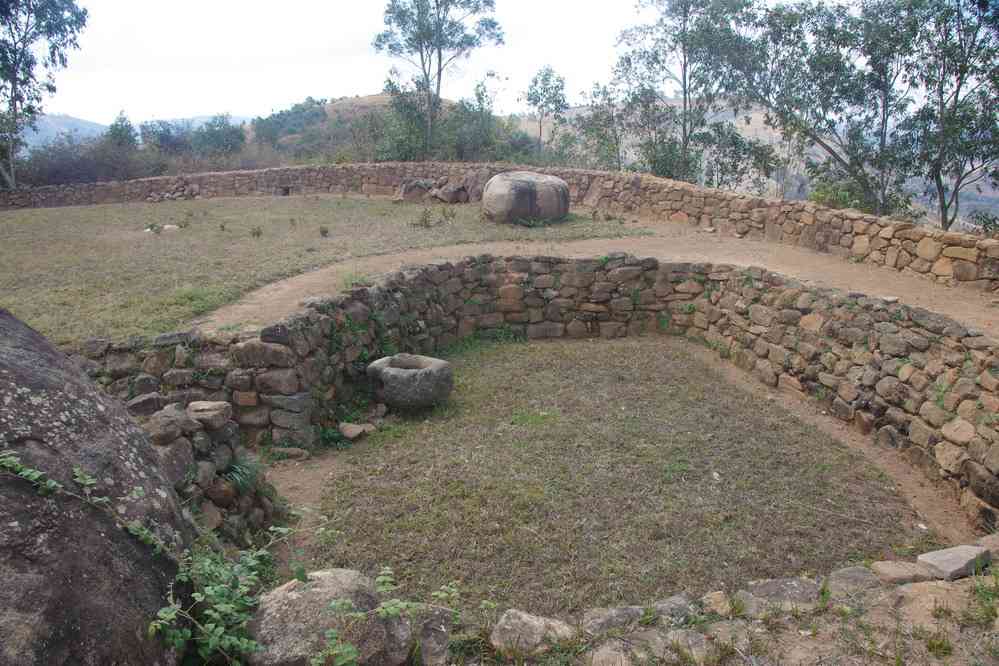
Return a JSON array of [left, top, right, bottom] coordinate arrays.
[[315, 337, 938, 621], [0, 195, 645, 347]]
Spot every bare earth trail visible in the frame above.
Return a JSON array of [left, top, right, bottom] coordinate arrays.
[[196, 221, 999, 336]]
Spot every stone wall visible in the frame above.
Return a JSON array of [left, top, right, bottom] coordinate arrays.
[[2, 162, 998, 294], [73, 252, 999, 535]]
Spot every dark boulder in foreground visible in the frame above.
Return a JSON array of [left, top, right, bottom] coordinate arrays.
[[0, 309, 192, 666]]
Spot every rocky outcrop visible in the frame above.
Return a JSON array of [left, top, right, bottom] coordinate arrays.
[[482, 171, 571, 225], [0, 309, 192, 666]]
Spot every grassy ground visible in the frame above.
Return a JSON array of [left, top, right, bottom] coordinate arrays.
[[314, 337, 938, 621], [0, 195, 645, 347]]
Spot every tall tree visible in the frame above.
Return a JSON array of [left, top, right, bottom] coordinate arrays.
[[524, 65, 568, 151], [104, 111, 138, 151], [574, 82, 627, 171], [0, 0, 87, 189], [373, 0, 503, 159], [905, 0, 999, 228], [731, 0, 922, 215], [618, 0, 751, 183]]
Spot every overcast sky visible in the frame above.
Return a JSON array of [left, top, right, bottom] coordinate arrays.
[[44, 0, 647, 125]]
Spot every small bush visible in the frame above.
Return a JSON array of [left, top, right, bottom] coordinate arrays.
[[251, 226, 263, 239], [319, 225, 330, 238], [969, 211, 999, 237]]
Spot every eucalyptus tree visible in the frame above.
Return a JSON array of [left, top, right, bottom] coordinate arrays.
[[617, 0, 753, 183], [574, 82, 628, 171], [905, 0, 999, 228], [730, 0, 924, 215], [524, 65, 568, 151], [373, 0, 503, 159], [0, 0, 87, 188]]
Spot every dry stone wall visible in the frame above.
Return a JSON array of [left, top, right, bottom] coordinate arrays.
[[73, 252, 999, 536], [2, 162, 999, 295]]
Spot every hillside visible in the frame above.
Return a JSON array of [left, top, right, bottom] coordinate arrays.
[[23, 114, 106, 148]]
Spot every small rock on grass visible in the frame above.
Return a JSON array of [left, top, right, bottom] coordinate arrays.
[[825, 566, 882, 597], [700, 591, 732, 617], [339, 422, 377, 441]]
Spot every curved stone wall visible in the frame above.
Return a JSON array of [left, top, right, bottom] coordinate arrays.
[[2, 162, 998, 295], [73, 252, 999, 536]]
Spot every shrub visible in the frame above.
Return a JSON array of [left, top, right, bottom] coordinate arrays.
[[968, 210, 999, 237]]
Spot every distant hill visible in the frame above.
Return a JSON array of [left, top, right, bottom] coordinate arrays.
[[22, 114, 106, 149]]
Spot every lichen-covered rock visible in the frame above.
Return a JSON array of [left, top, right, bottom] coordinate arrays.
[[366, 354, 453, 410], [490, 609, 577, 656], [248, 569, 412, 666], [482, 171, 570, 225], [0, 308, 191, 665]]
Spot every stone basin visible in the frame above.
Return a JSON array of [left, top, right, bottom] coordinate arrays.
[[366, 353, 454, 410]]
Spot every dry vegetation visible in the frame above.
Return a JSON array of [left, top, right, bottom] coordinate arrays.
[[0, 196, 646, 347], [313, 337, 938, 621]]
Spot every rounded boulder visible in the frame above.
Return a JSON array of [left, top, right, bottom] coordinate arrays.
[[0, 308, 193, 665], [482, 171, 570, 225], [366, 354, 454, 410]]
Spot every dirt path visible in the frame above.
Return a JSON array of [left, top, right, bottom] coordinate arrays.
[[196, 223, 999, 335]]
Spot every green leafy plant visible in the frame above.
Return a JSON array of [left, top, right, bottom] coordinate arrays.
[[150, 545, 270, 662]]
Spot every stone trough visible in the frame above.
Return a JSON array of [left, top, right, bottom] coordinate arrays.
[[366, 353, 454, 410]]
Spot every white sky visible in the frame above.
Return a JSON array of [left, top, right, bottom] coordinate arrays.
[[43, 0, 645, 124]]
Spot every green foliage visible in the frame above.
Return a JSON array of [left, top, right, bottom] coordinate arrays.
[[616, 0, 770, 187], [525, 65, 569, 151], [317, 426, 352, 451], [150, 545, 272, 662], [104, 111, 139, 151], [574, 82, 627, 171], [0, 0, 89, 189], [140, 119, 193, 156], [0, 450, 64, 496], [969, 211, 999, 237], [222, 459, 261, 495], [252, 97, 328, 147], [903, 0, 999, 230], [191, 114, 246, 157], [374, 0, 504, 158], [310, 629, 360, 666]]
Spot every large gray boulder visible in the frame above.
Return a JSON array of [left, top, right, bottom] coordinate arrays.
[[248, 569, 412, 666], [482, 171, 570, 225], [366, 354, 453, 410], [0, 309, 192, 666]]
